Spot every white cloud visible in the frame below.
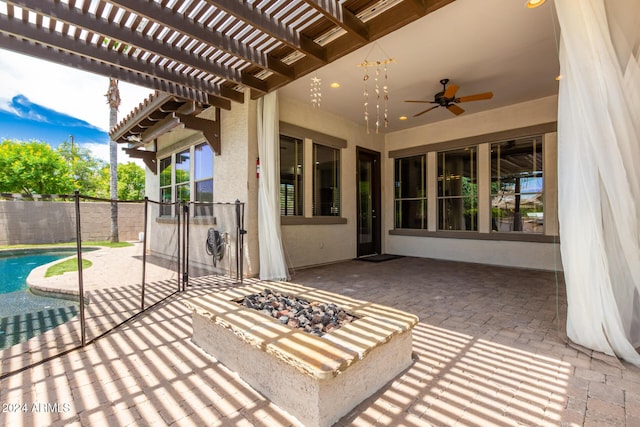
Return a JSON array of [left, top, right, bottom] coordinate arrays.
[[0, 49, 153, 132], [0, 96, 14, 113]]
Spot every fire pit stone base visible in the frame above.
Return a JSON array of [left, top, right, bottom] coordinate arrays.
[[186, 282, 418, 427]]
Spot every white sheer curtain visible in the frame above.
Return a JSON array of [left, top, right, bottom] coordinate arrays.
[[257, 91, 290, 280], [556, 0, 640, 366]]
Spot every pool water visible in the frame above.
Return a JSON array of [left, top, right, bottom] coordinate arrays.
[[1, 252, 71, 294], [0, 250, 80, 350]]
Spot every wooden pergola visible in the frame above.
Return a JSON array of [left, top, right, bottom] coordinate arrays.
[[0, 0, 453, 108], [1, 0, 454, 159]]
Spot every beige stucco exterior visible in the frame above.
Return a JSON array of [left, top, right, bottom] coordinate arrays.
[[141, 91, 561, 276], [144, 92, 260, 277], [279, 96, 385, 268], [383, 95, 561, 271]]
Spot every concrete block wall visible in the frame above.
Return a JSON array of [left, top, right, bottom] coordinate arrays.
[[0, 201, 145, 245]]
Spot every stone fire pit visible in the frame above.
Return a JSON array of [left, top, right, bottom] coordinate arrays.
[[185, 282, 418, 427]]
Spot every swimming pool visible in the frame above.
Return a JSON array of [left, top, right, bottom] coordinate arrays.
[[0, 249, 80, 350]]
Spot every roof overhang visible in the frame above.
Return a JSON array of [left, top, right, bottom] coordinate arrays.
[[110, 91, 221, 171]]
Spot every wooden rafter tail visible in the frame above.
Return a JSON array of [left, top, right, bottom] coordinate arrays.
[[302, 0, 370, 43]]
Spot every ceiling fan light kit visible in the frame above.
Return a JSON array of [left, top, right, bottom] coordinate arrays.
[[405, 78, 494, 117]]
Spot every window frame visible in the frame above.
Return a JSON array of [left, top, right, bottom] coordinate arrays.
[[312, 143, 341, 217], [490, 137, 544, 234], [436, 146, 478, 232], [279, 122, 347, 225], [159, 156, 173, 217], [389, 122, 556, 242], [279, 135, 304, 216], [157, 141, 214, 218], [193, 142, 214, 217], [394, 154, 427, 230]]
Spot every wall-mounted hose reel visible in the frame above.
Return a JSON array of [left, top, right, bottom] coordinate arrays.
[[206, 228, 227, 267]]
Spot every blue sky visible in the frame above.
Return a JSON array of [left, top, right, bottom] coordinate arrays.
[[0, 49, 152, 162], [0, 94, 108, 147]]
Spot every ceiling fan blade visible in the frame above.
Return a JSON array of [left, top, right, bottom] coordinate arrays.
[[443, 84, 460, 99], [413, 105, 439, 117], [447, 104, 465, 115], [456, 91, 493, 103], [404, 100, 434, 103]]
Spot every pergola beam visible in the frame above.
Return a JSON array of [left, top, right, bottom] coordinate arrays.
[[302, 0, 369, 42], [0, 32, 221, 105], [109, 0, 295, 81], [204, 0, 327, 63], [176, 111, 221, 155], [1, 0, 458, 109], [260, 0, 455, 96], [9, 0, 268, 92], [0, 13, 238, 105], [124, 148, 157, 173]]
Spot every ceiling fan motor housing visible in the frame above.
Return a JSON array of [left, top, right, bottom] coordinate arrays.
[[434, 91, 451, 106], [404, 78, 492, 117]]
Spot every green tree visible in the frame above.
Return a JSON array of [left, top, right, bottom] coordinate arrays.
[[116, 162, 145, 200], [0, 139, 74, 194], [57, 140, 106, 196], [97, 162, 145, 200]]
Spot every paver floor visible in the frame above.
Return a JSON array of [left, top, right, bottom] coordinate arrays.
[[2, 256, 640, 426]]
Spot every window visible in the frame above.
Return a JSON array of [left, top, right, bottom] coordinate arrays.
[[279, 135, 303, 216], [278, 123, 345, 222], [491, 137, 543, 233], [313, 144, 340, 216], [159, 157, 172, 216], [394, 155, 427, 229], [194, 143, 213, 216], [175, 148, 190, 206], [158, 142, 214, 217], [437, 147, 478, 231]]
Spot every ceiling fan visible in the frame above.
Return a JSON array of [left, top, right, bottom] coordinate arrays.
[[405, 79, 494, 117]]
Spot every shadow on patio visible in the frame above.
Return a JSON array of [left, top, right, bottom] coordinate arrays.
[[1, 257, 639, 426]]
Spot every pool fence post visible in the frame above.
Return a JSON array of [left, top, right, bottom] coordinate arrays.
[[235, 200, 245, 284], [74, 191, 87, 347], [141, 197, 148, 310], [183, 202, 189, 291], [177, 201, 181, 293]]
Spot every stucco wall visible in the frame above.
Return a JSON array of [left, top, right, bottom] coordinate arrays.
[[0, 201, 144, 245], [279, 95, 384, 269], [384, 95, 562, 271], [142, 92, 260, 277], [137, 92, 562, 275]]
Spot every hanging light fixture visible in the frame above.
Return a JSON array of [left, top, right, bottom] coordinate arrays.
[[310, 75, 322, 108], [358, 43, 394, 134]]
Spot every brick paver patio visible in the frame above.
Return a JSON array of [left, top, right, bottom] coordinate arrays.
[[1, 256, 640, 426]]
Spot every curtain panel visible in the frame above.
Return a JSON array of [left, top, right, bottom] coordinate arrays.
[[556, 0, 640, 366], [257, 92, 290, 280]]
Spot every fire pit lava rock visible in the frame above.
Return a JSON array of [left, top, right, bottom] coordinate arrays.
[[238, 288, 357, 336]]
